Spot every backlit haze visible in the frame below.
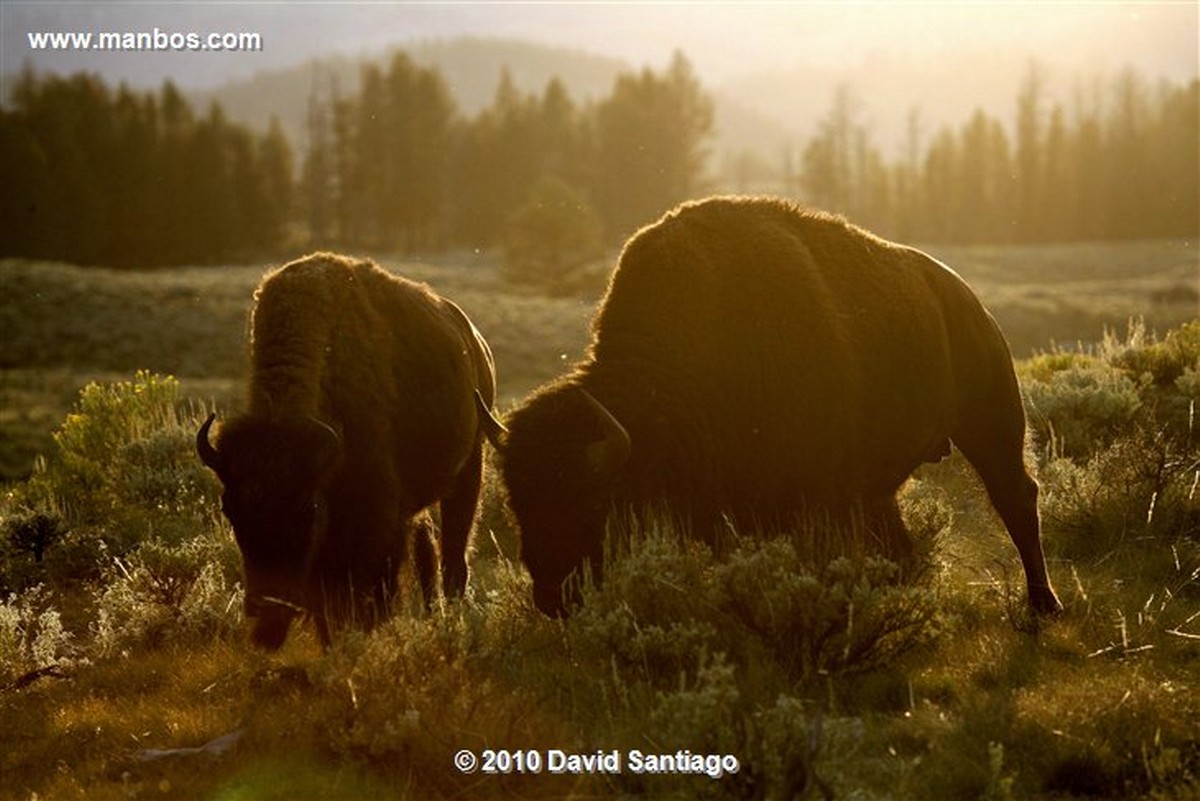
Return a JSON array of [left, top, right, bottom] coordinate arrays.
[[3, 3, 1197, 88], [2, 2, 1196, 156]]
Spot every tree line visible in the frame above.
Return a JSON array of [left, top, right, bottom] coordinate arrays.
[[0, 54, 1195, 269], [301, 50, 712, 257], [1, 68, 293, 267], [797, 68, 1198, 244]]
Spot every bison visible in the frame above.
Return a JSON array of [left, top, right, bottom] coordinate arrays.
[[198, 252, 497, 649], [479, 196, 1062, 617]]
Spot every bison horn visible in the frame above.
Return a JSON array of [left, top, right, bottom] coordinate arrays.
[[309, 417, 342, 474], [196, 412, 221, 471], [579, 389, 631, 475], [474, 390, 508, 448]]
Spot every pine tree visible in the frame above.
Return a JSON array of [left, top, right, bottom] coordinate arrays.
[[591, 51, 713, 240], [1014, 62, 1046, 241], [156, 81, 197, 264], [800, 84, 891, 231], [957, 109, 1014, 243], [450, 70, 580, 249], [1153, 79, 1199, 237], [503, 175, 602, 289], [109, 85, 161, 265], [256, 117, 294, 251], [302, 72, 335, 247], [921, 127, 960, 243], [1041, 104, 1073, 240]]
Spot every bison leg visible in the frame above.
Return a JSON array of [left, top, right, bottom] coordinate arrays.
[[438, 444, 483, 597], [248, 603, 298, 651], [313, 611, 333, 650], [952, 422, 1063, 615], [412, 515, 439, 607]]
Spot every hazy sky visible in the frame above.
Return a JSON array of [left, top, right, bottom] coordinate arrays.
[[2, 1, 1196, 93]]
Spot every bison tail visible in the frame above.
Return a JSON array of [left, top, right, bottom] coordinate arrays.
[[197, 413, 220, 471], [475, 390, 508, 447]]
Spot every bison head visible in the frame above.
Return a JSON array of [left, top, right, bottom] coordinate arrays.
[[479, 386, 631, 615], [197, 413, 340, 649]]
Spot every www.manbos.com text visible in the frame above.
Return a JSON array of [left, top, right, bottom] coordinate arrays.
[[27, 28, 263, 53]]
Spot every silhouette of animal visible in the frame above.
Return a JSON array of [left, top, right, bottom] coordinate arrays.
[[479, 196, 1061, 617], [198, 252, 497, 649]]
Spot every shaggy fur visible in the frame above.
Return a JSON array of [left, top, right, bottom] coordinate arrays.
[[490, 196, 1061, 616], [199, 252, 497, 649]]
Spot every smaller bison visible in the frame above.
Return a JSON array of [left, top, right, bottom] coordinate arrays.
[[479, 196, 1061, 618], [198, 252, 497, 649]]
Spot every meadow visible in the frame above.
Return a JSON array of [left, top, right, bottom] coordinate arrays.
[[0, 239, 1198, 800]]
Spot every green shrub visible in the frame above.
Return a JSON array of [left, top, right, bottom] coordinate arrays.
[[570, 508, 943, 688], [1020, 321, 1200, 461], [1107, 320, 1200, 437], [718, 547, 941, 681], [294, 584, 576, 800], [1036, 407, 1200, 670], [1023, 359, 1143, 458], [1, 372, 245, 654], [6, 371, 222, 583], [283, 503, 941, 799], [0, 512, 68, 592], [616, 653, 835, 799], [91, 532, 242, 655], [1177, 365, 1200, 404], [1109, 319, 1200, 389], [624, 655, 753, 798], [0, 584, 79, 686], [1040, 425, 1200, 559], [1020, 350, 1097, 384]]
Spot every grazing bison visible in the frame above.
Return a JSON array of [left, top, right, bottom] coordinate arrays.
[[198, 252, 497, 649], [479, 196, 1061, 617]]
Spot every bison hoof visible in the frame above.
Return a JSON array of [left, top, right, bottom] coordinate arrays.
[[250, 617, 293, 651], [1029, 586, 1064, 616], [442, 568, 468, 598]]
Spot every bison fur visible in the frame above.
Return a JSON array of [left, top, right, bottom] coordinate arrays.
[[198, 252, 497, 649], [482, 196, 1061, 617]]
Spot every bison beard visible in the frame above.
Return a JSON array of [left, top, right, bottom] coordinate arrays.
[[484, 195, 1062, 618], [198, 252, 497, 649]]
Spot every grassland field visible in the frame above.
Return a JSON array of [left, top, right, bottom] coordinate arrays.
[[0, 239, 1198, 800], [1, 239, 1196, 481], [1, 239, 1196, 472]]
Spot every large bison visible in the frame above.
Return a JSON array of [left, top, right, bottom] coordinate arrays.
[[479, 196, 1061, 617], [198, 252, 497, 649]]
